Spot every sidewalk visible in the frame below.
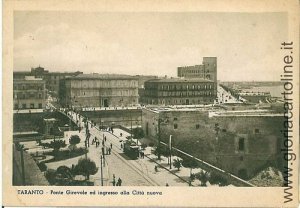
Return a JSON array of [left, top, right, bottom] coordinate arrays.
[[69, 110, 190, 186]]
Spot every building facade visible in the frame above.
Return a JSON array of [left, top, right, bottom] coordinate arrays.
[[142, 107, 284, 179], [13, 66, 83, 97], [13, 76, 46, 109], [142, 78, 217, 105], [61, 74, 139, 108], [177, 57, 217, 82]]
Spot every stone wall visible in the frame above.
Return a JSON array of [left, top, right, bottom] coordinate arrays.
[[13, 145, 49, 185], [142, 108, 285, 179], [81, 109, 142, 128]]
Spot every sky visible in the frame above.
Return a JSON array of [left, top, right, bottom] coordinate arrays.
[[14, 11, 287, 81]]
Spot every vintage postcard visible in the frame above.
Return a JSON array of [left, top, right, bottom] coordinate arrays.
[[3, 0, 299, 207]]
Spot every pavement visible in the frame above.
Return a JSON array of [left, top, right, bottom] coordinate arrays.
[[22, 106, 230, 187], [66, 110, 192, 186]]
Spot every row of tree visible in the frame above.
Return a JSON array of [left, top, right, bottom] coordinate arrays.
[[45, 157, 98, 185], [153, 147, 230, 187]]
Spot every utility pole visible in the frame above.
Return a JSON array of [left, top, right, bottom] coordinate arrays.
[[130, 110, 133, 139], [100, 155, 103, 186], [157, 118, 161, 160], [169, 135, 172, 169]]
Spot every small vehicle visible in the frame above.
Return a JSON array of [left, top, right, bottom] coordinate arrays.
[[123, 141, 139, 159]]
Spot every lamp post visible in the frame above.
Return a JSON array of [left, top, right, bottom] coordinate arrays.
[[169, 135, 172, 169], [100, 155, 104, 186], [157, 118, 161, 160], [130, 110, 133, 139]]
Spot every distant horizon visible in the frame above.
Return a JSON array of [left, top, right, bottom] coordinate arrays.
[[13, 67, 284, 83], [14, 12, 287, 82]]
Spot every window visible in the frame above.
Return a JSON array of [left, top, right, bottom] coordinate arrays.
[[38, 94, 42, 99], [255, 129, 260, 134], [174, 117, 177, 121], [30, 103, 34, 108], [14, 104, 18, 110], [174, 124, 178, 129], [238, 138, 245, 151], [38, 103, 42, 109], [196, 124, 200, 129], [22, 104, 26, 109]]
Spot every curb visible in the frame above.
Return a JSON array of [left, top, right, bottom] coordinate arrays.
[[145, 155, 192, 186]]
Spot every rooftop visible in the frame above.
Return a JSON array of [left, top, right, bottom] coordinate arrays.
[[144, 106, 282, 117], [146, 78, 214, 83], [65, 73, 139, 80]]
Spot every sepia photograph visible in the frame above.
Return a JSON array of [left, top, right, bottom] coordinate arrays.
[[3, 0, 299, 207]]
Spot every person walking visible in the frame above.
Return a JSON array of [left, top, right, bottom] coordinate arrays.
[[112, 178, 116, 186], [110, 143, 113, 149], [117, 178, 122, 186]]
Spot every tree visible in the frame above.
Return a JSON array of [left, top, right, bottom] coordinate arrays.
[[132, 127, 145, 139], [196, 170, 210, 187], [50, 139, 66, 154], [69, 135, 81, 151], [54, 165, 74, 185], [182, 157, 198, 176], [74, 158, 98, 180], [173, 158, 183, 171], [209, 171, 229, 186], [45, 169, 57, 185]]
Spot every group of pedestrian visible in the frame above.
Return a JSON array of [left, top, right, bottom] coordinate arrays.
[[112, 174, 123, 186], [92, 137, 101, 147]]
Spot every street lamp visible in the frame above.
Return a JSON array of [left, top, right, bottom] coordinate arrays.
[[169, 135, 172, 169], [157, 118, 162, 160], [100, 155, 104, 186]]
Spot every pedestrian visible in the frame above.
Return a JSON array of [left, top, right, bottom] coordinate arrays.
[[110, 143, 113, 149], [120, 133, 122, 137], [120, 143, 123, 149], [102, 140, 105, 146], [108, 147, 111, 155], [166, 183, 169, 187], [112, 178, 116, 186], [117, 178, 122, 186], [104, 136, 107, 142]]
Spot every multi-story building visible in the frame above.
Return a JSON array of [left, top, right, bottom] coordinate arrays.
[[142, 106, 285, 180], [13, 66, 83, 97], [177, 57, 217, 82], [13, 76, 46, 109], [141, 78, 217, 105], [60, 74, 139, 108]]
